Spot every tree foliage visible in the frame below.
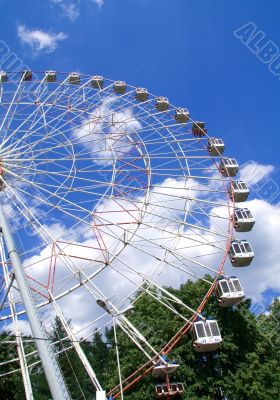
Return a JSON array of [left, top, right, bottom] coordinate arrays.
[[1, 279, 279, 399]]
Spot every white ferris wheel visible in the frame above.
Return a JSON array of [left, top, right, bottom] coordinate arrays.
[[0, 70, 255, 400]]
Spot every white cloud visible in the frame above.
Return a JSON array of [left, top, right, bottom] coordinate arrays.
[[17, 24, 67, 55], [51, 0, 80, 21], [92, 0, 104, 8], [226, 199, 280, 302], [10, 177, 204, 337], [24, 170, 279, 314], [73, 96, 142, 166], [51, 0, 104, 22], [3, 139, 279, 347], [3, 319, 32, 336], [239, 160, 274, 186]]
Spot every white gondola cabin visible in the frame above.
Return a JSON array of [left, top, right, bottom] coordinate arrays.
[[175, 108, 189, 123], [68, 72, 80, 84], [233, 208, 255, 232], [114, 80, 126, 94], [0, 71, 8, 82], [92, 75, 104, 89], [135, 87, 148, 101], [229, 240, 254, 267], [229, 180, 250, 202], [192, 121, 207, 137], [207, 138, 225, 156], [219, 158, 239, 177], [155, 383, 184, 398], [192, 320, 222, 352], [216, 277, 245, 307], [156, 97, 169, 111], [22, 70, 32, 81], [45, 71, 56, 82]]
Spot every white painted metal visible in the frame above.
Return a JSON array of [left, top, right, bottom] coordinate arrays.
[[96, 391, 107, 400], [50, 291, 103, 392], [0, 237, 34, 400], [0, 206, 71, 400], [113, 317, 124, 400]]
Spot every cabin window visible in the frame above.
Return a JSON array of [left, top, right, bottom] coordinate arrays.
[[209, 321, 220, 336], [220, 281, 230, 293], [245, 210, 253, 218], [232, 279, 242, 291], [244, 242, 252, 252], [232, 243, 240, 253], [156, 386, 162, 394], [195, 323, 206, 338], [236, 210, 243, 219]]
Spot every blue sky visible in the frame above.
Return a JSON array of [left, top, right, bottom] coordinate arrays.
[[0, 0, 280, 311], [0, 0, 279, 171]]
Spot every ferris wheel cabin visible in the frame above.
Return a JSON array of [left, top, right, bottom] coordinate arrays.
[[22, 70, 32, 81], [0, 71, 8, 82], [114, 80, 126, 94], [192, 121, 207, 137], [216, 277, 245, 307], [44, 70, 57, 82], [219, 158, 239, 177], [207, 138, 225, 156], [175, 108, 189, 123], [192, 319, 222, 352], [135, 87, 148, 101], [155, 383, 184, 398], [68, 72, 80, 84], [92, 75, 104, 89], [229, 180, 250, 202], [153, 358, 184, 398], [229, 240, 254, 267], [156, 97, 169, 111], [233, 208, 255, 232]]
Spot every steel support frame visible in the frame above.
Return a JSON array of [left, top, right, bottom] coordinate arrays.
[[0, 205, 71, 400]]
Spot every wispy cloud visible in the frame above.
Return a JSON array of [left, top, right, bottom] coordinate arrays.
[[239, 161, 274, 186], [51, 0, 80, 22], [51, 0, 104, 22], [92, 0, 104, 8], [17, 24, 67, 55]]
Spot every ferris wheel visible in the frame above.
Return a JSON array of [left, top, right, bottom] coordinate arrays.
[[0, 70, 255, 400]]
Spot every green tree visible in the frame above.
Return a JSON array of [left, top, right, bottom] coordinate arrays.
[[3, 279, 280, 400], [0, 332, 25, 399]]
